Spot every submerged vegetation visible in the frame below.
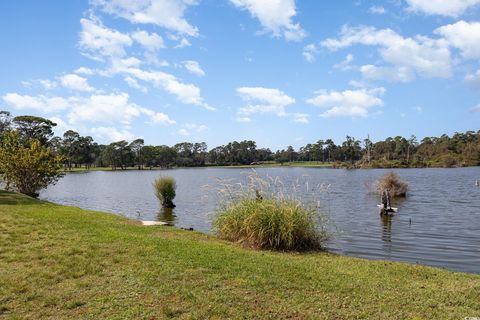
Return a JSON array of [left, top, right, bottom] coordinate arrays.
[[153, 176, 177, 208], [213, 174, 329, 251], [375, 172, 409, 197]]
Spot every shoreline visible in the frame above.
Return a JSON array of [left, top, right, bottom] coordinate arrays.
[[10, 189, 480, 275], [1, 190, 479, 318], [64, 162, 480, 173], [41, 195, 480, 276]]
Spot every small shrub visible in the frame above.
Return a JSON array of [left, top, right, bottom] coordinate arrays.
[[375, 172, 408, 197], [153, 176, 176, 208], [212, 173, 329, 251]]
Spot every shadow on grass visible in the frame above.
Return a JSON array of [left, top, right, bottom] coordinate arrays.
[[0, 190, 41, 205]]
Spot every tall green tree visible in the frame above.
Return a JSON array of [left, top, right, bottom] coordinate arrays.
[[102, 141, 133, 170], [62, 130, 80, 169], [13, 115, 56, 145], [157, 146, 177, 168], [129, 139, 145, 170], [0, 131, 64, 197], [342, 136, 361, 163], [142, 145, 159, 169]]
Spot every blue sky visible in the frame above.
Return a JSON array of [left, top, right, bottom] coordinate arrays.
[[1, 0, 479, 150]]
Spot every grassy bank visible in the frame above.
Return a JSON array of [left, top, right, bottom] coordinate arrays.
[[0, 191, 479, 319]]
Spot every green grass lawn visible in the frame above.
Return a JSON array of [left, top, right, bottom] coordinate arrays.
[[0, 190, 479, 319]]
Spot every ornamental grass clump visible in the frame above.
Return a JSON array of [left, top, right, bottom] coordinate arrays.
[[213, 172, 329, 251], [375, 172, 408, 197], [153, 176, 177, 208]]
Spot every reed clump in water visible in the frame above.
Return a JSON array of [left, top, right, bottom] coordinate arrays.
[[213, 173, 329, 251], [375, 172, 408, 197], [153, 176, 177, 208]]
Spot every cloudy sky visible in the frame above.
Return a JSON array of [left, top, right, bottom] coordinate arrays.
[[1, 0, 479, 149]]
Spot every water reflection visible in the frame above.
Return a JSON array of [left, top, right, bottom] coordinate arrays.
[[380, 214, 392, 243], [379, 198, 405, 246], [158, 207, 176, 225]]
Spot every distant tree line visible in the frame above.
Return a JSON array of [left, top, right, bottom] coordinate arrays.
[[1, 111, 479, 169]]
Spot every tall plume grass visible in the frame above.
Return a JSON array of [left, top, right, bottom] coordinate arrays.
[[375, 172, 408, 197], [212, 171, 329, 251]]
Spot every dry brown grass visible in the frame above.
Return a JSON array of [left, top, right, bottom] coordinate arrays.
[[375, 172, 408, 197]]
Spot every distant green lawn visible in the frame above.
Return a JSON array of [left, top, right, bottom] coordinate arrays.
[[0, 190, 479, 319], [214, 161, 334, 168]]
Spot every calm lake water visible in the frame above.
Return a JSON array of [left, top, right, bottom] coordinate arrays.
[[40, 167, 480, 274]]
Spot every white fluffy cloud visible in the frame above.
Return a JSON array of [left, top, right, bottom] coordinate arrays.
[[77, 12, 211, 109], [178, 123, 207, 136], [90, 126, 135, 142], [2, 93, 69, 112], [236, 87, 309, 123], [183, 60, 205, 77], [230, 0, 306, 41], [369, 6, 386, 14], [138, 106, 176, 124], [359, 64, 414, 82], [435, 21, 480, 59], [21, 79, 58, 90], [74, 67, 95, 75], [322, 25, 452, 82], [237, 87, 295, 116], [60, 74, 95, 92], [89, 53, 210, 109], [302, 44, 318, 63], [124, 76, 148, 92], [178, 128, 190, 136], [151, 112, 175, 124], [184, 123, 207, 132], [306, 87, 385, 118], [465, 69, 480, 88], [110, 57, 144, 73], [131, 30, 165, 64], [88, 54, 210, 109], [405, 0, 480, 17], [3, 92, 175, 127], [49, 116, 70, 135], [236, 116, 252, 123], [333, 53, 354, 71], [132, 30, 165, 51], [92, 0, 199, 37], [67, 93, 175, 125], [39, 79, 58, 90], [120, 67, 212, 109], [66, 93, 141, 124], [292, 113, 309, 123], [79, 17, 132, 60]]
